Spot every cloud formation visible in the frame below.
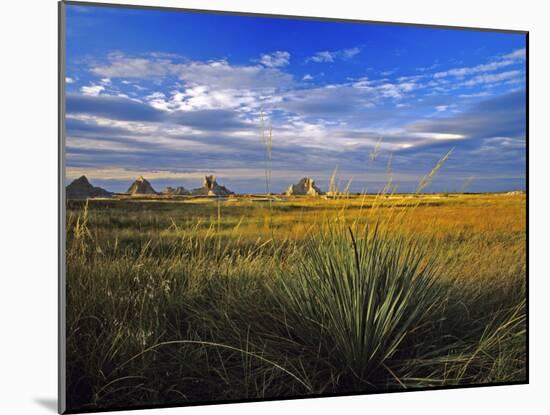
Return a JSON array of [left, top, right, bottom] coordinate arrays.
[[406, 90, 526, 141], [67, 93, 253, 131], [307, 47, 361, 63], [433, 48, 525, 79], [92, 53, 293, 90], [259, 51, 291, 67], [80, 84, 105, 96], [65, 39, 525, 193]]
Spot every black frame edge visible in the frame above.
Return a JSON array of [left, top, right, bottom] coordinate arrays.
[[58, 1, 67, 414]]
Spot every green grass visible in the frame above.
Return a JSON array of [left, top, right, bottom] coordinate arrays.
[[278, 223, 442, 383], [65, 194, 526, 411]]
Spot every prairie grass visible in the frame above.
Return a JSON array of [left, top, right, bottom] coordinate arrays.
[[65, 192, 526, 411], [277, 222, 442, 382]]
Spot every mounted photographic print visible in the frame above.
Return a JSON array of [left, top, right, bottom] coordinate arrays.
[[59, 1, 528, 413]]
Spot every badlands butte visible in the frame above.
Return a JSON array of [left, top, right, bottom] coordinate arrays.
[[66, 174, 326, 199]]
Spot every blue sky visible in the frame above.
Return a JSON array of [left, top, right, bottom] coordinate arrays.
[[64, 4, 527, 193]]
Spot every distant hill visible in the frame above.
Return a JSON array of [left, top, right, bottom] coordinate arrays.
[[191, 175, 234, 196], [286, 177, 324, 196], [66, 176, 112, 199], [127, 176, 157, 195]]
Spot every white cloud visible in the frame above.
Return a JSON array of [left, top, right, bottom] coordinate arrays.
[[412, 132, 465, 140], [398, 82, 416, 92], [278, 77, 417, 118], [341, 47, 361, 59], [66, 77, 75, 84], [146, 91, 170, 111], [310, 51, 336, 63], [462, 70, 522, 87], [434, 61, 510, 79], [502, 48, 526, 61], [433, 48, 525, 79], [80, 84, 105, 96], [259, 51, 290, 67], [166, 86, 260, 111], [92, 52, 175, 78], [473, 136, 525, 156], [351, 77, 371, 89], [376, 81, 417, 98], [91, 53, 297, 113], [92, 53, 293, 91], [179, 60, 292, 89], [376, 83, 404, 98], [303, 74, 313, 81], [484, 136, 525, 148], [307, 47, 360, 63], [435, 105, 449, 112]]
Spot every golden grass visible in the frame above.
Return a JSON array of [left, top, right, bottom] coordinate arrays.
[[64, 192, 526, 411]]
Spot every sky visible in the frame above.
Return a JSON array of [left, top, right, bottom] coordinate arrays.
[[64, 4, 527, 194]]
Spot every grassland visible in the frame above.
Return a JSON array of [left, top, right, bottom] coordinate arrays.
[[65, 193, 526, 412]]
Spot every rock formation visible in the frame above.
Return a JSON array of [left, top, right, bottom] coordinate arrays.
[[191, 175, 234, 196], [161, 186, 190, 195], [286, 177, 324, 196], [66, 175, 112, 199], [127, 176, 157, 195]]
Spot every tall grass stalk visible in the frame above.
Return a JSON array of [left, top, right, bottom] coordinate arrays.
[[416, 148, 454, 194]]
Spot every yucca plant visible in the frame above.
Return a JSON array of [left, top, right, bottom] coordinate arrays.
[[278, 222, 443, 382]]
